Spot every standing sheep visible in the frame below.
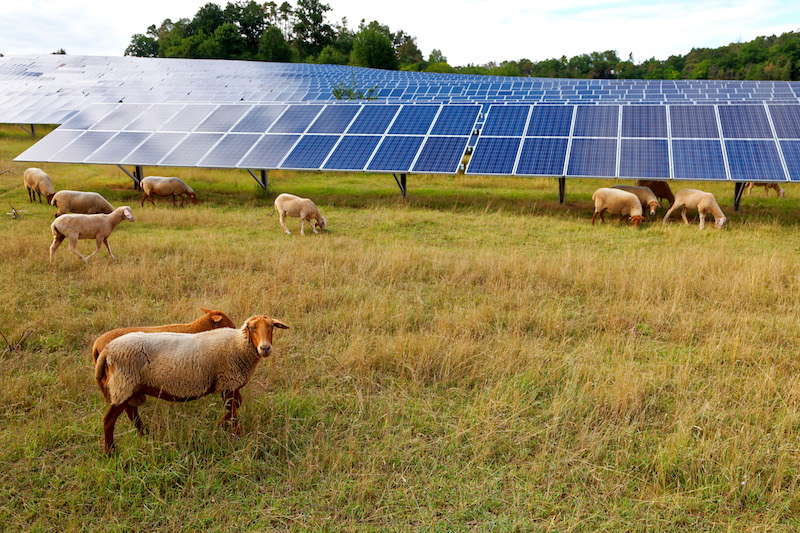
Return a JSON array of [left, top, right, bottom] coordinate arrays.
[[51, 190, 114, 217], [271, 193, 327, 235], [662, 189, 727, 229], [591, 188, 646, 228], [611, 185, 660, 215], [745, 182, 785, 198], [95, 315, 289, 453], [140, 176, 198, 207], [49, 206, 135, 264], [23, 167, 55, 204], [635, 180, 674, 207]]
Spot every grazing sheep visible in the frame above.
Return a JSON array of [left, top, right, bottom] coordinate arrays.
[[611, 185, 660, 215], [662, 189, 726, 229], [90, 308, 235, 363], [271, 193, 326, 235], [635, 180, 674, 207], [140, 176, 198, 207], [95, 315, 289, 453], [23, 167, 55, 204], [51, 190, 114, 217], [745, 182, 785, 198], [49, 206, 135, 264], [591, 187, 646, 228]]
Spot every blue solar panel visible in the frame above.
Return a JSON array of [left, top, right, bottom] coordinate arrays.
[[780, 141, 800, 180], [121, 132, 188, 165], [669, 105, 719, 138], [388, 105, 440, 135], [307, 105, 361, 134], [573, 106, 618, 137], [621, 106, 667, 138], [725, 140, 786, 181], [412, 136, 469, 173], [367, 136, 425, 172], [718, 106, 773, 139], [672, 140, 727, 180], [516, 137, 568, 176], [231, 105, 287, 133], [619, 139, 670, 178], [567, 138, 617, 177], [429, 105, 480, 136], [481, 106, 529, 136], [466, 137, 521, 175], [346, 105, 400, 134], [268, 105, 324, 133], [238, 134, 299, 168], [160, 133, 224, 166], [281, 135, 339, 169], [199, 133, 261, 167], [322, 135, 381, 171], [525, 106, 573, 137], [768, 105, 800, 139]]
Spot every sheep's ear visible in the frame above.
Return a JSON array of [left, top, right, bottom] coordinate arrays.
[[271, 319, 289, 330]]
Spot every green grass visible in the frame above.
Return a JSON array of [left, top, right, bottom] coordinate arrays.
[[3, 124, 800, 531]]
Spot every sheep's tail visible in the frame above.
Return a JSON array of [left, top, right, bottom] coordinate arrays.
[[95, 351, 110, 403]]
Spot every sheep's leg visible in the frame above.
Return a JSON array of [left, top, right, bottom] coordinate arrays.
[[279, 212, 291, 235], [125, 405, 146, 436], [680, 207, 689, 225], [67, 237, 88, 262], [103, 237, 117, 261], [218, 390, 243, 435], [103, 403, 127, 453], [49, 234, 65, 264]]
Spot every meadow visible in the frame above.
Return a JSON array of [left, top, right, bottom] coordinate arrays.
[[2, 123, 800, 531]]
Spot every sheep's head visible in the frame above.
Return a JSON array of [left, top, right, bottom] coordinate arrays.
[[243, 315, 289, 357], [630, 215, 646, 228], [647, 201, 659, 216], [316, 216, 327, 231], [200, 307, 236, 329]]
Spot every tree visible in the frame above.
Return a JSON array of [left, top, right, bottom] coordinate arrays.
[[350, 24, 398, 70]]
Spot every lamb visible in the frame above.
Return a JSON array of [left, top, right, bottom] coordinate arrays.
[[90, 307, 235, 363], [745, 182, 785, 198], [49, 206, 135, 264], [591, 187, 646, 228], [611, 185, 660, 215], [635, 180, 674, 207], [662, 188, 727, 229], [51, 190, 114, 217], [95, 314, 289, 453], [271, 193, 327, 235], [140, 176, 198, 207], [23, 167, 55, 204]]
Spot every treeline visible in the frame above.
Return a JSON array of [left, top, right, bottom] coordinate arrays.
[[125, 1, 800, 81]]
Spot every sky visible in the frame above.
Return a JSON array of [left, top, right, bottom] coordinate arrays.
[[1, 0, 799, 67]]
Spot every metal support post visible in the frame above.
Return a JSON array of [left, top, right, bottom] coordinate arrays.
[[393, 173, 407, 199], [733, 181, 745, 212], [558, 176, 566, 204]]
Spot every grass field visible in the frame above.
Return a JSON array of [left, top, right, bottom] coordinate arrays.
[[2, 123, 800, 531]]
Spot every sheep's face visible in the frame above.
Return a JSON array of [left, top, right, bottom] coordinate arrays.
[[244, 315, 290, 357], [647, 201, 659, 216]]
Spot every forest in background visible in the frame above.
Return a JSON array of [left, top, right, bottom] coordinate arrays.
[[121, 0, 800, 80]]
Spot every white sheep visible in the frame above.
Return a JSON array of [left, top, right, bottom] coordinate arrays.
[[23, 167, 55, 204], [94, 315, 289, 453], [49, 206, 135, 264], [745, 182, 785, 198], [140, 176, 198, 207], [591, 187, 645, 228], [610, 185, 660, 215], [51, 190, 114, 217], [662, 189, 727, 229], [271, 193, 327, 235]]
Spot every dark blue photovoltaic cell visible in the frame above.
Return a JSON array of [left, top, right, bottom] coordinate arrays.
[[367, 136, 425, 171], [718, 106, 773, 139], [388, 105, 440, 135], [307, 105, 360, 133], [725, 140, 786, 181], [769, 105, 800, 139], [268, 105, 324, 133], [196, 105, 250, 132], [52, 131, 115, 162], [669, 105, 719, 138], [572, 106, 618, 137], [238, 134, 299, 168], [199, 133, 260, 166], [621, 106, 667, 138], [466, 137, 521, 175], [231, 105, 287, 133], [780, 141, 800, 180], [281, 135, 339, 168], [429, 105, 480, 136], [672, 140, 727, 180], [122, 132, 188, 165], [412, 136, 469, 173], [516, 137, 568, 175], [323, 135, 381, 170], [84, 132, 150, 163], [525, 106, 573, 137], [567, 138, 617, 177], [481, 105, 529, 136], [619, 139, 670, 178], [347, 105, 400, 134], [160, 133, 224, 166]]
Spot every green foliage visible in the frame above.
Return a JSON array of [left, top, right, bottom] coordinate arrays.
[[349, 24, 398, 70]]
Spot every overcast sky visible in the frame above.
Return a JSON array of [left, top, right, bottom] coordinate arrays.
[[1, 0, 798, 66]]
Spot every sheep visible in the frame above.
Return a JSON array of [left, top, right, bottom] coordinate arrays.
[[745, 182, 785, 198], [140, 176, 198, 207], [95, 314, 289, 453], [611, 185, 660, 216], [591, 187, 646, 228], [90, 308, 235, 363], [51, 190, 114, 217], [662, 188, 727, 229], [270, 193, 327, 235], [23, 167, 55, 204], [49, 206, 135, 264], [635, 180, 674, 207]]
